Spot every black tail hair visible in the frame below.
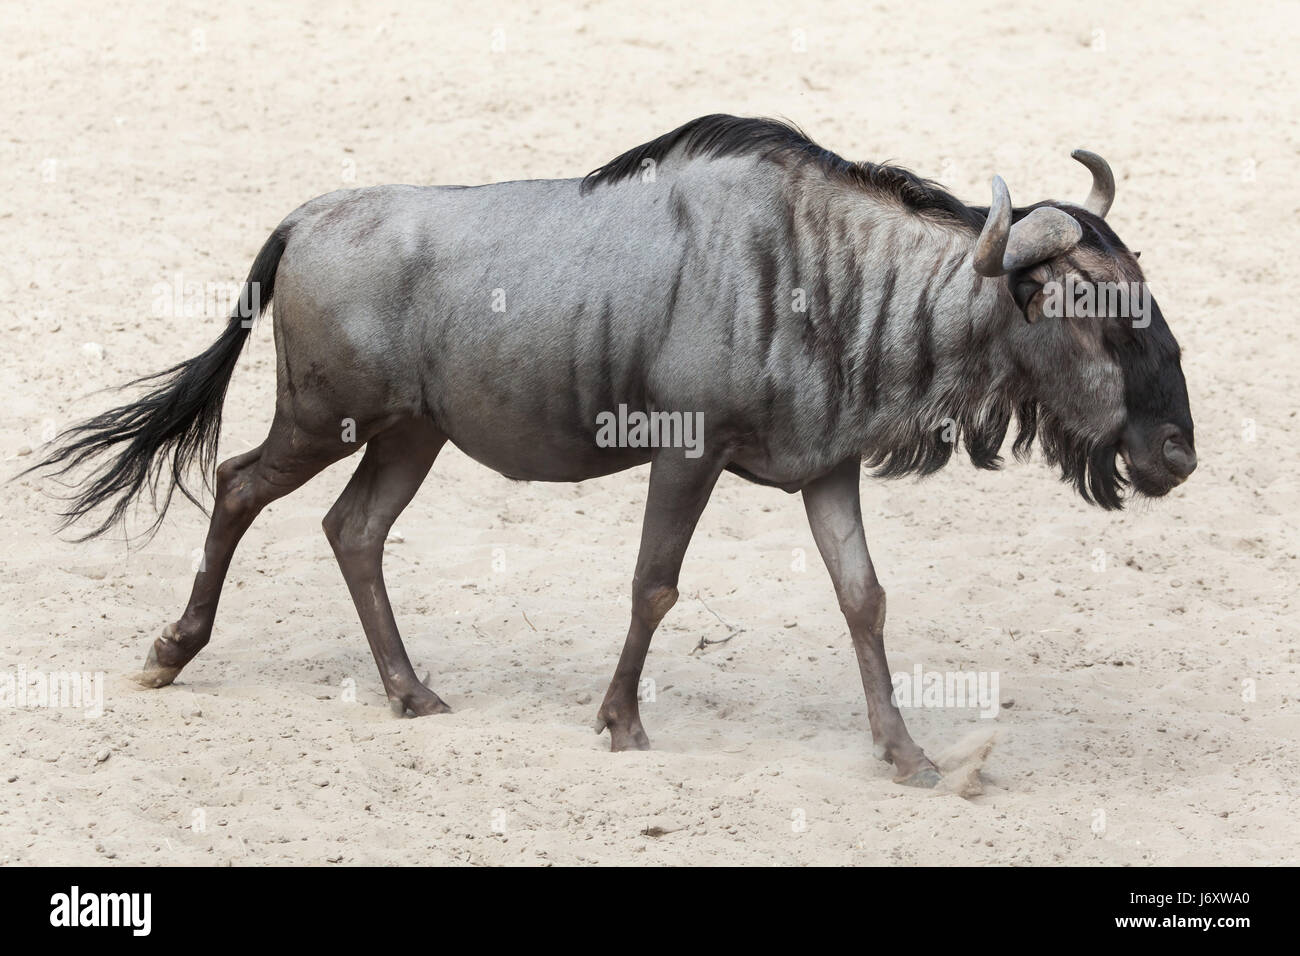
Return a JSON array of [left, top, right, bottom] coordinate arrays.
[[22, 227, 289, 540]]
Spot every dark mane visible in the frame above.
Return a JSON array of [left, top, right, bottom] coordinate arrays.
[[582, 114, 983, 230]]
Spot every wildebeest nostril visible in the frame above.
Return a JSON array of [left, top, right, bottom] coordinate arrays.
[[1162, 436, 1197, 479]]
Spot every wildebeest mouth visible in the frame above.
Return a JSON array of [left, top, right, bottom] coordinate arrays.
[[1119, 427, 1197, 497]]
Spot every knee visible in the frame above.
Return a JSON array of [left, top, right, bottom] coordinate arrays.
[[214, 458, 256, 521], [633, 583, 679, 626], [321, 511, 343, 551], [320, 510, 353, 555], [322, 510, 383, 559], [840, 583, 886, 633], [215, 457, 240, 491]]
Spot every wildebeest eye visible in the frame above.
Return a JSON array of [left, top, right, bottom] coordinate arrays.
[[1012, 276, 1042, 321]]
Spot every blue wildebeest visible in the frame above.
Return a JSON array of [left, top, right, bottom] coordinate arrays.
[[31, 116, 1195, 786]]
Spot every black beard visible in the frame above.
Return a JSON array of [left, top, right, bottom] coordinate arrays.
[[1013, 401, 1128, 510]]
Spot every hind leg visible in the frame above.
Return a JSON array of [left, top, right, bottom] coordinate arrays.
[[322, 418, 449, 717], [138, 418, 345, 687]]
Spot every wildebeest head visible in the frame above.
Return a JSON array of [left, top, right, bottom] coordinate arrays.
[[972, 152, 1196, 508]]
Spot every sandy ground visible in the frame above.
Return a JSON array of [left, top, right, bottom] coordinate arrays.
[[1, 0, 1298, 866]]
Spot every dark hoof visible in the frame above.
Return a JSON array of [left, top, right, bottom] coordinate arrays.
[[594, 707, 651, 751], [894, 766, 942, 789], [609, 729, 652, 752], [388, 684, 451, 717], [135, 641, 183, 689]]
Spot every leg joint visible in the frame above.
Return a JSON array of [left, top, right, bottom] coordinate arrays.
[[840, 583, 886, 633], [214, 457, 258, 520], [632, 583, 679, 625], [322, 509, 388, 559]]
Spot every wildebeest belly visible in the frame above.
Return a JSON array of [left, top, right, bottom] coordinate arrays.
[[406, 181, 702, 479], [422, 318, 669, 482]]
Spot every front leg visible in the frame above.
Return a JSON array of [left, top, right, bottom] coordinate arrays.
[[802, 458, 940, 787], [595, 449, 725, 751]]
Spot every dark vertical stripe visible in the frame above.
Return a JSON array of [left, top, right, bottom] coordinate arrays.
[[722, 252, 737, 353], [670, 186, 691, 232], [912, 280, 936, 401], [838, 242, 863, 403], [937, 244, 965, 289], [660, 244, 688, 350], [664, 267, 683, 327], [864, 265, 896, 409], [754, 238, 779, 370], [596, 297, 615, 419]]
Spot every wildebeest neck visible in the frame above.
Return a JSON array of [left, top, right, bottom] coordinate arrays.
[[778, 179, 1018, 476]]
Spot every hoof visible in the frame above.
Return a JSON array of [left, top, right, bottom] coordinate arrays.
[[135, 642, 183, 689], [606, 722, 652, 752], [894, 766, 942, 789], [388, 683, 451, 718], [609, 731, 652, 752], [594, 706, 651, 751]]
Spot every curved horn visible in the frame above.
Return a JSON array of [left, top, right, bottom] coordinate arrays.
[[973, 176, 1012, 277], [973, 177, 1083, 277], [1071, 148, 1115, 218], [1003, 207, 1083, 272]]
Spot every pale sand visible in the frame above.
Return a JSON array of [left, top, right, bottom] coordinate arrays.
[[1, 0, 1297, 865]]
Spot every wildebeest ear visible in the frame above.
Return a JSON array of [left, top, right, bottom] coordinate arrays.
[[1011, 273, 1043, 323]]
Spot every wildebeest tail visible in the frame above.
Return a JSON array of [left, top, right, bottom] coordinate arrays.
[[22, 227, 289, 540]]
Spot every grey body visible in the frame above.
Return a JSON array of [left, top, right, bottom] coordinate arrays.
[[277, 156, 1011, 490], [36, 116, 1195, 787]]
